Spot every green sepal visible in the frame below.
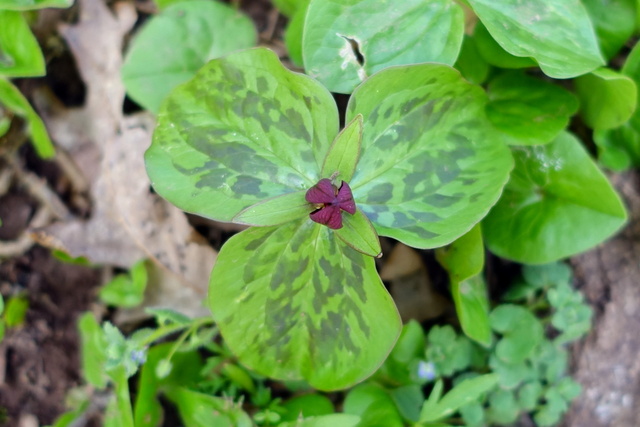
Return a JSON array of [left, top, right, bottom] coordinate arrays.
[[233, 190, 312, 226], [321, 114, 362, 182], [334, 208, 382, 258]]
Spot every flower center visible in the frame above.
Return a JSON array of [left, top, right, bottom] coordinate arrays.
[[305, 178, 356, 229]]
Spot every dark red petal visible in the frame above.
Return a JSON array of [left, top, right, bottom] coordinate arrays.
[[310, 206, 343, 229], [336, 181, 356, 214], [305, 178, 336, 204]]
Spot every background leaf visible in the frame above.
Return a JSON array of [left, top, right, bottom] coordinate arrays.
[[208, 219, 401, 390], [0, 11, 45, 77], [146, 48, 338, 222], [0, 0, 71, 9], [485, 71, 579, 145], [302, 0, 464, 93], [122, 0, 256, 113], [0, 78, 54, 157], [346, 63, 513, 249], [436, 225, 491, 347], [583, 0, 636, 60], [575, 68, 637, 130], [467, 0, 604, 78], [483, 132, 627, 264]]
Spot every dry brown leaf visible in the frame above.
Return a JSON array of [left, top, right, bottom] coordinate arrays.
[[32, 0, 216, 316]]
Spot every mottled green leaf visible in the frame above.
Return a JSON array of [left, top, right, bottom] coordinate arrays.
[[0, 0, 70, 9], [322, 114, 362, 182], [334, 208, 381, 257], [208, 219, 401, 390], [467, 0, 604, 78], [473, 22, 536, 70], [486, 71, 579, 145], [483, 132, 627, 264], [0, 78, 54, 158], [303, 0, 464, 93], [575, 68, 637, 130], [346, 64, 513, 249], [122, 1, 256, 113], [583, 0, 636, 60], [436, 225, 491, 347], [420, 374, 498, 423], [454, 35, 490, 85], [0, 11, 45, 77], [233, 190, 311, 226], [147, 48, 338, 222]]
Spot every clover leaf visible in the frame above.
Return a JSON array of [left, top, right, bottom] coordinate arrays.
[[147, 47, 513, 389]]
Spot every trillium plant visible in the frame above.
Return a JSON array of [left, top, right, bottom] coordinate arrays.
[[146, 47, 513, 390]]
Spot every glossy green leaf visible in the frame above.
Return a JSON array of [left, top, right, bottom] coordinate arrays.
[[233, 190, 311, 226], [0, 0, 71, 9], [490, 305, 543, 364], [334, 208, 381, 257], [208, 219, 401, 390], [122, 0, 256, 113], [467, 0, 604, 78], [164, 387, 252, 427], [454, 35, 490, 85], [322, 114, 362, 182], [473, 22, 536, 70], [575, 68, 637, 130], [146, 48, 338, 222], [0, 11, 45, 77], [303, 0, 465, 93], [346, 63, 513, 249], [483, 132, 627, 264], [419, 374, 498, 423], [0, 78, 54, 158], [436, 225, 490, 347], [583, 0, 636, 60], [486, 71, 579, 146], [78, 312, 108, 388]]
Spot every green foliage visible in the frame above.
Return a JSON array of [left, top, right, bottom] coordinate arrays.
[[436, 225, 491, 346], [0, 78, 54, 157], [0, 11, 44, 77], [483, 132, 627, 264], [575, 68, 637, 130], [3, 294, 28, 328], [485, 71, 579, 146], [148, 47, 515, 389], [0, 0, 71, 10], [466, 0, 604, 78], [99, 260, 148, 307], [302, 0, 464, 94], [121, 0, 256, 113]]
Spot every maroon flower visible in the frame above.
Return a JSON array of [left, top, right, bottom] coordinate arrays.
[[305, 178, 356, 229]]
